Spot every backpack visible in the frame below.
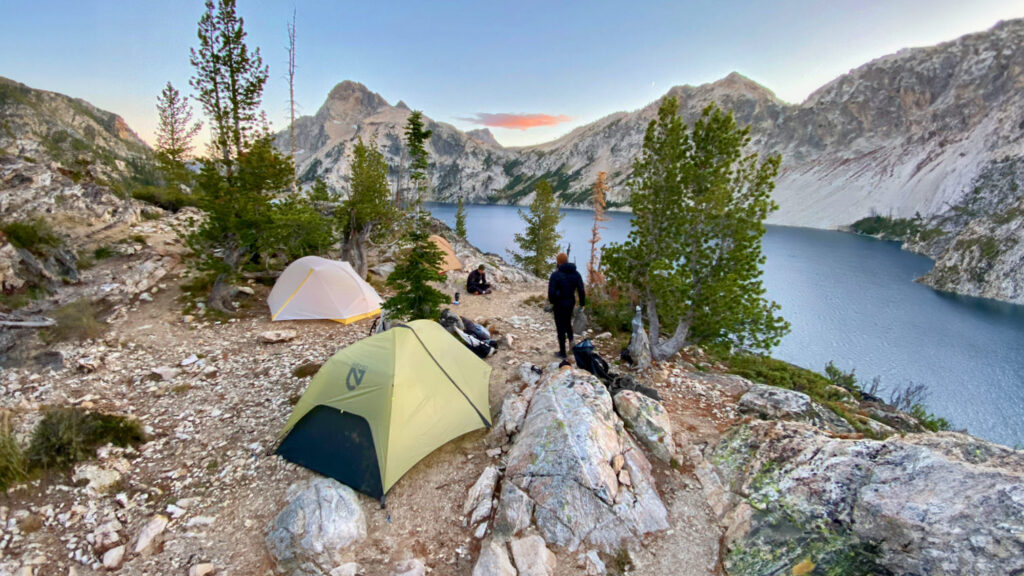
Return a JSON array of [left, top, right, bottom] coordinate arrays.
[[572, 340, 661, 402]]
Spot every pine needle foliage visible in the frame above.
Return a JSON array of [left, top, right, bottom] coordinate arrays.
[[603, 98, 788, 358], [510, 180, 563, 277], [455, 197, 468, 238], [383, 216, 448, 321]]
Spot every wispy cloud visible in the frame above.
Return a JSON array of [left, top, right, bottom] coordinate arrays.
[[459, 112, 572, 131]]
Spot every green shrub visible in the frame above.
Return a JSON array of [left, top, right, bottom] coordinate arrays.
[[909, 404, 952, 432], [0, 413, 28, 492], [131, 185, 196, 212], [0, 286, 45, 311], [588, 288, 636, 335], [716, 351, 833, 400], [27, 407, 145, 471], [41, 299, 107, 343], [850, 215, 922, 240], [1, 218, 62, 254], [93, 245, 115, 260]]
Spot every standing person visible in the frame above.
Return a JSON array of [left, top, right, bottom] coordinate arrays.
[[548, 252, 585, 359], [467, 264, 492, 295]]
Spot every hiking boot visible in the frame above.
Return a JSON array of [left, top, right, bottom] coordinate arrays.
[[555, 351, 567, 360]]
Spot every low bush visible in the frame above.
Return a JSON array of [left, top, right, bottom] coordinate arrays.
[[850, 215, 922, 240], [1, 218, 62, 254], [0, 412, 27, 492], [587, 288, 635, 335], [27, 407, 145, 471], [41, 299, 107, 343], [131, 185, 196, 212], [716, 351, 834, 401]]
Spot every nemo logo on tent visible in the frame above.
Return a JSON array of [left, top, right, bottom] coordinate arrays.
[[346, 365, 367, 390]]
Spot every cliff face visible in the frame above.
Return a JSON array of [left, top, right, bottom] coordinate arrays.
[[282, 19, 1024, 228], [765, 19, 1024, 227], [905, 158, 1024, 304]]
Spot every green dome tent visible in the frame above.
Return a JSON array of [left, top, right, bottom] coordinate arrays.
[[276, 320, 492, 501]]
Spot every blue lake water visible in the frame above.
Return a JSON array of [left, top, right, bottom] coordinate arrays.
[[429, 203, 1024, 447]]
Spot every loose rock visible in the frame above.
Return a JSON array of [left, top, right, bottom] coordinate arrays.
[[510, 535, 556, 576], [266, 478, 367, 575], [613, 390, 676, 462]]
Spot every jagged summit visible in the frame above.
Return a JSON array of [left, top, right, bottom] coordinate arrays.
[[466, 128, 500, 148], [322, 80, 391, 120]]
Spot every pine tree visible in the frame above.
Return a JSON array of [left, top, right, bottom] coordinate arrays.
[[587, 171, 610, 286], [189, 0, 269, 168], [404, 110, 432, 209], [455, 197, 468, 238], [185, 0, 333, 312], [341, 138, 397, 278], [603, 97, 788, 359], [154, 82, 201, 183], [383, 214, 448, 321], [510, 180, 563, 277]]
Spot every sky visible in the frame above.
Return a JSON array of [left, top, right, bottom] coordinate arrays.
[[2, 1, 1023, 148]]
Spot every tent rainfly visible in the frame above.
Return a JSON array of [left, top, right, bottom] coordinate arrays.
[[267, 256, 382, 324], [275, 320, 492, 501], [429, 235, 463, 273]]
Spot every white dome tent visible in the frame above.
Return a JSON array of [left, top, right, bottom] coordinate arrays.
[[267, 257, 383, 324]]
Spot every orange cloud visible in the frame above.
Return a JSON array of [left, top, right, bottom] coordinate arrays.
[[460, 112, 572, 130]]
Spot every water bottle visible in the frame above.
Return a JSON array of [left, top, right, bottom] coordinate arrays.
[[453, 292, 460, 305], [632, 305, 642, 333]]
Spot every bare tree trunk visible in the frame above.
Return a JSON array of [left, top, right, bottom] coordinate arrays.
[[651, 316, 691, 361], [207, 247, 244, 313], [342, 224, 372, 279], [646, 284, 660, 344], [645, 283, 692, 361], [287, 9, 297, 192]]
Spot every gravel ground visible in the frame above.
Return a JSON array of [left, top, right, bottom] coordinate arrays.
[[1, 220, 735, 576]]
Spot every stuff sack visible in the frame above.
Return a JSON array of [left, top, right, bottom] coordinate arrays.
[[572, 307, 588, 335]]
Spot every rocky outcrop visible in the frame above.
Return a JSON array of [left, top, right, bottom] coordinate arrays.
[[266, 478, 367, 576], [737, 383, 855, 434], [707, 420, 1024, 576], [502, 368, 668, 553], [903, 158, 1024, 304]]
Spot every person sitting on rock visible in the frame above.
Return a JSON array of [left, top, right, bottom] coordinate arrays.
[[467, 264, 492, 295]]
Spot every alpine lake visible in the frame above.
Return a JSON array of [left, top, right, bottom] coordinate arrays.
[[428, 202, 1024, 447]]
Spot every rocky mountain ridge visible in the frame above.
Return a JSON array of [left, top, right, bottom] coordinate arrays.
[[284, 19, 1024, 230], [0, 76, 153, 186]]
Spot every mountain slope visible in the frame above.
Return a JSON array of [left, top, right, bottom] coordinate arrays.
[[282, 19, 1024, 231], [765, 18, 1024, 226], [0, 76, 153, 185]]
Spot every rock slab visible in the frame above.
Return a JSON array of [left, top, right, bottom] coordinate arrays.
[[711, 421, 1024, 576], [613, 390, 675, 462], [266, 478, 367, 576], [503, 368, 668, 553]]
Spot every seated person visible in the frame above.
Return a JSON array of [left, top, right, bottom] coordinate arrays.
[[466, 264, 492, 295]]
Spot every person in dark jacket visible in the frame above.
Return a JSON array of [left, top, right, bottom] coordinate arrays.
[[548, 252, 586, 359], [467, 264, 492, 295]]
